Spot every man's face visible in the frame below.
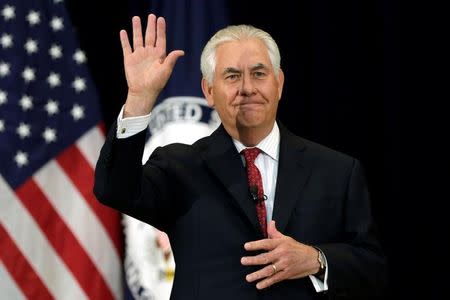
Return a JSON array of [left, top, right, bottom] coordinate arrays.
[[202, 38, 284, 138]]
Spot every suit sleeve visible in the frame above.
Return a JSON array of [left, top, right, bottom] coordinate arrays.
[[93, 122, 175, 231], [317, 159, 388, 299]]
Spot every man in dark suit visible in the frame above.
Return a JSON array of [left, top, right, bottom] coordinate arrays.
[[94, 14, 387, 299]]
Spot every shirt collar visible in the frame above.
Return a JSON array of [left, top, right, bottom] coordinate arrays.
[[233, 122, 280, 161]]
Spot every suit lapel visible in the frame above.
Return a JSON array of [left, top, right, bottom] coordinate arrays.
[[200, 125, 263, 236], [272, 125, 310, 233]]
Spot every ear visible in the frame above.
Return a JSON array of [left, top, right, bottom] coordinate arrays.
[[201, 78, 215, 107], [277, 69, 285, 100]]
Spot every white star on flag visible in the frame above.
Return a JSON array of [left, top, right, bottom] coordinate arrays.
[[0, 61, 10, 77], [71, 104, 85, 121], [73, 49, 87, 64], [72, 77, 86, 93], [44, 99, 59, 115], [50, 16, 64, 31], [26, 10, 41, 26], [0, 119, 4, 132], [14, 150, 29, 167], [47, 72, 61, 87], [16, 122, 31, 139], [1, 33, 13, 49], [42, 127, 57, 143], [19, 95, 33, 111], [49, 44, 63, 59], [24, 38, 38, 54], [0, 89, 7, 105], [22, 66, 36, 83], [1, 4, 15, 21]]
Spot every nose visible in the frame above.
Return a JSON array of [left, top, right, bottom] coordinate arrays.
[[239, 74, 256, 96]]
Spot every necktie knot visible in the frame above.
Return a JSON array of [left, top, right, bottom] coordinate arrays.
[[241, 147, 261, 165]]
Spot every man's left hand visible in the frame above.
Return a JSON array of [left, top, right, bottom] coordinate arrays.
[[241, 220, 320, 289]]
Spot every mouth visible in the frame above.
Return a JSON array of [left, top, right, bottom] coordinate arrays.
[[236, 102, 265, 114], [237, 101, 264, 107]]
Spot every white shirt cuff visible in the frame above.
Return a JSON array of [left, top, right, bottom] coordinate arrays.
[[116, 105, 151, 139], [308, 253, 329, 292]]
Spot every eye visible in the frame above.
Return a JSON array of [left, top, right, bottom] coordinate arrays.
[[253, 71, 266, 78], [225, 74, 240, 80]]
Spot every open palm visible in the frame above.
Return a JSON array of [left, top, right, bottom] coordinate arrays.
[[120, 14, 184, 115]]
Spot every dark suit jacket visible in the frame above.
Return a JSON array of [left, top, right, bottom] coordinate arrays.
[[94, 122, 387, 300]]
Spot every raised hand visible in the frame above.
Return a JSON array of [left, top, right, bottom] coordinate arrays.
[[120, 14, 184, 117]]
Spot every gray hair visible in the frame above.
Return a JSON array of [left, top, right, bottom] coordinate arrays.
[[200, 25, 281, 85]]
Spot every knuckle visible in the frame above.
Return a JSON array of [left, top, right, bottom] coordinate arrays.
[[258, 271, 267, 280], [274, 274, 283, 284], [280, 242, 289, 250], [249, 272, 258, 281], [276, 260, 285, 270]]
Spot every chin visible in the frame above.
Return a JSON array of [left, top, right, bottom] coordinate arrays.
[[236, 117, 265, 129]]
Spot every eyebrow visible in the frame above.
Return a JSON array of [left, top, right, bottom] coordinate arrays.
[[249, 63, 267, 71], [222, 63, 268, 76], [222, 67, 240, 76]]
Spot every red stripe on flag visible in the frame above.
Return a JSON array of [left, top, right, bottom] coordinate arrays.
[[16, 179, 115, 300], [0, 224, 54, 300], [98, 122, 106, 137], [56, 145, 122, 256]]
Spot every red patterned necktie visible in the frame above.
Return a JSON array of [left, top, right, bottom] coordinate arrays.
[[242, 148, 268, 237]]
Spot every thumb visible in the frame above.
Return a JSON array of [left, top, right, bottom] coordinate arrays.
[[165, 50, 185, 69], [267, 220, 283, 239]]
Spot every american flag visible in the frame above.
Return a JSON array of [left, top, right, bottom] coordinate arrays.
[[0, 1, 123, 299]]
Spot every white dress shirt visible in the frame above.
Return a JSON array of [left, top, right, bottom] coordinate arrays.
[[232, 123, 280, 223], [116, 106, 328, 292]]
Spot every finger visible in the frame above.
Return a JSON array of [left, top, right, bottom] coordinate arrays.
[[267, 220, 284, 239], [155, 16, 166, 55], [244, 238, 278, 251], [245, 264, 279, 283], [241, 251, 275, 266], [132, 16, 143, 50], [119, 30, 132, 56], [164, 50, 185, 68], [144, 14, 156, 47], [256, 270, 286, 290]]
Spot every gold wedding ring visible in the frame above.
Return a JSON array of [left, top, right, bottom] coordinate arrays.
[[271, 264, 277, 274]]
